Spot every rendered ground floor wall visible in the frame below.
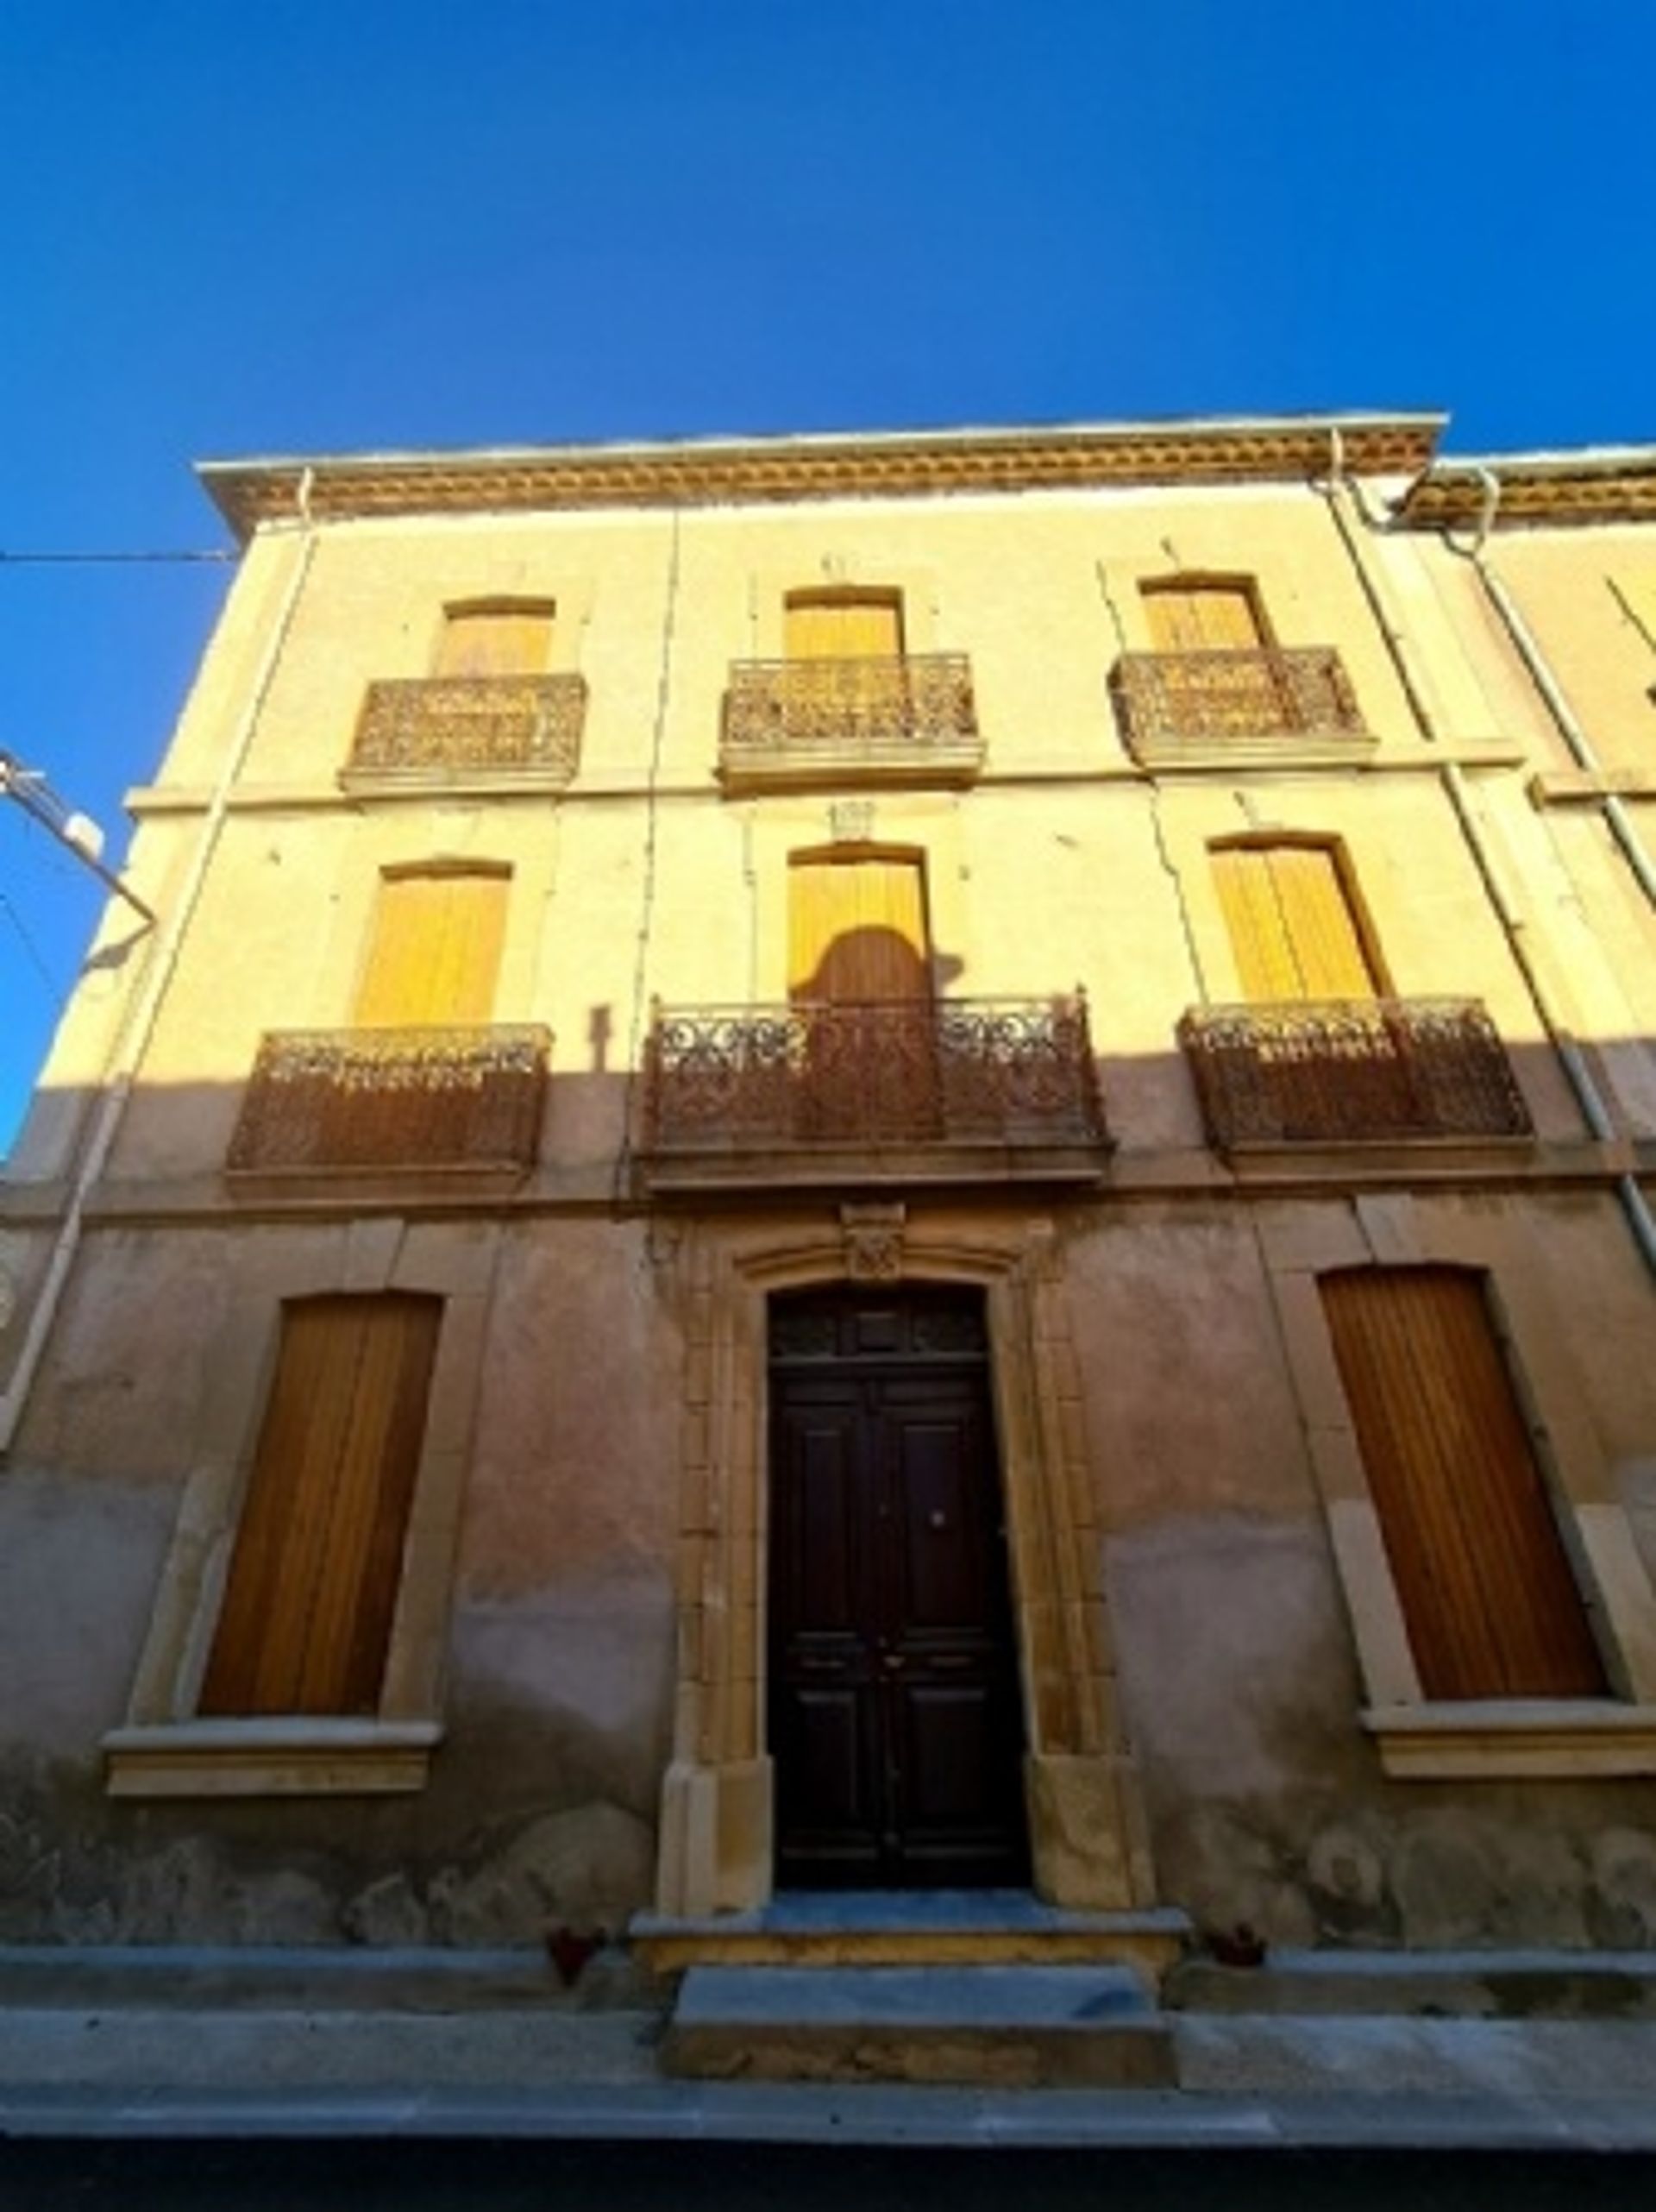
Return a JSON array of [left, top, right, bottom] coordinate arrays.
[[1, 1189, 1653, 1948]]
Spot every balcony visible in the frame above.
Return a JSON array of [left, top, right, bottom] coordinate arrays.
[[227, 1026, 550, 1181], [1110, 647, 1372, 769], [643, 995, 1107, 1191], [719, 655, 983, 793], [1178, 999, 1532, 1151], [340, 676, 586, 791]]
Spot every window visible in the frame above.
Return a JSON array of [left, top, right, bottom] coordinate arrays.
[[199, 1294, 442, 1719], [787, 848, 936, 1139], [353, 864, 510, 1027], [1140, 575, 1270, 653], [436, 599, 556, 677], [1320, 1266, 1606, 1702], [783, 588, 906, 661], [787, 848, 932, 1007], [1211, 838, 1385, 1001]]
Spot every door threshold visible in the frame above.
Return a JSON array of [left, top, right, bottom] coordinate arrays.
[[631, 1893, 1190, 1980]]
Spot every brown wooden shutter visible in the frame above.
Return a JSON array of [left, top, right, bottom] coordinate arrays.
[[436, 603, 555, 677], [1320, 1268, 1607, 1700], [784, 592, 905, 660], [788, 854, 932, 1003], [352, 869, 509, 1027], [199, 1293, 442, 1717], [1213, 843, 1381, 1001], [1144, 581, 1266, 651]]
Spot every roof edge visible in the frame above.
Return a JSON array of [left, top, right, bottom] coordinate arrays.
[[197, 412, 1448, 541], [1394, 443, 1656, 531]]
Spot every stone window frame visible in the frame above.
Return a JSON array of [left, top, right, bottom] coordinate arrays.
[[651, 1208, 1163, 1920], [1264, 1195, 1656, 1779], [103, 1217, 498, 1799]]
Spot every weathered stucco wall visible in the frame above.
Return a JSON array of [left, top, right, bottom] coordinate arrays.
[[4, 454, 1655, 1954]]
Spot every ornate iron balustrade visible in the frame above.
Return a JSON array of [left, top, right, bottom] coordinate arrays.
[[646, 995, 1105, 1154], [228, 1026, 550, 1173], [342, 676, 586, 788], [1179, 999, 1532, 1148], [1110, 647, 1368, 764], [720, 655, 982, 789]]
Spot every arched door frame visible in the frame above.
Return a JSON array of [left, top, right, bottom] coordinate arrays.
[[653, 1209, 1158, 1917]]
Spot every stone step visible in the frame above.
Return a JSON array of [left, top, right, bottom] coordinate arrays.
[[662, 1963, 1177, 2087], [632, 1894, 1189, 1979]]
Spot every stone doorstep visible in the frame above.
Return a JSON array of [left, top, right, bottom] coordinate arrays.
[[631, 1896, 1191, 1984], [662, 1964, 1176, 2089]]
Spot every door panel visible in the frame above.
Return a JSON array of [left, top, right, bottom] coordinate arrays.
[[768, 1291, 1028, 1889]]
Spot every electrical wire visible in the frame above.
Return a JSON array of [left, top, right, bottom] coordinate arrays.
[[0, 549, 235, 565], [0, 886, 61, 999]]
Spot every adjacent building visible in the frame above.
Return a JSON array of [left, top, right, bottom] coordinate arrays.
[[3, 413, 1654, 1968]]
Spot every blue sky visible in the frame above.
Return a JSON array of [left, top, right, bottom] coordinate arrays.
[[3, 0, 1653, 1147]]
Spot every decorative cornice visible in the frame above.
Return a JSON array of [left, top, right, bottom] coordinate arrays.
[[1394, 447, 1656, 531], [198, 413, 1445, 540]]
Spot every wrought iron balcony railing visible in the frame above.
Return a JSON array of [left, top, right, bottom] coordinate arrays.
[[1179, 999, 1532, 1149], [342, 676, 586, 789], [228, 1026, 550, 1174], [1110, 647, 1370, 766], [720, 655, 982, 790], [645, 995, 1105, 1159]]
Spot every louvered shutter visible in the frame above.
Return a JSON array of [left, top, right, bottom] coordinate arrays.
[[1213, 843, 1380, 1001], [199, 1294, 442, 1716], [353, 870, 509, 1027], [788, 854, 932, 1004], [1320, 1268, 1606, 1700], [436, 604, 554, 677]]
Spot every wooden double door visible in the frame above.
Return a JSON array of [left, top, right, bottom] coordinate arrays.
[[768, 1288, 1029, 1889]]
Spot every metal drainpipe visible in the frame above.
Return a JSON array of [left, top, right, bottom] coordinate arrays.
[[1460, 463, 1656, 913], [0, 474, 319, 1454], [1320, 437, 1656, 1282]]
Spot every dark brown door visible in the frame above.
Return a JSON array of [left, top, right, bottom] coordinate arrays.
[[768, 1288, 1029, 1889]]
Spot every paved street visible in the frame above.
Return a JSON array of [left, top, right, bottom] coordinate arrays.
[[3, 2138, 1655, 2212]]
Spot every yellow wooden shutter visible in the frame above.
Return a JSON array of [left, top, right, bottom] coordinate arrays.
[[1213, 844, 1380, 1001], [199, 1294, 442, 1717], [1320, 1268, 1606, 1701], [352, 870, 509, 1027], [784, 593, 904, 660], [1144, 581, 1265, 652], [436, 604, 554, 677], [788, 854, 931, 1003]]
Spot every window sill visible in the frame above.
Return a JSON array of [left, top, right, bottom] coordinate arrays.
[[1363, 1702, 1656, 1779], [103, 1719, 442, 1799]]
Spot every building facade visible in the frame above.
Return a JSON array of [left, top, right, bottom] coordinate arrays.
[[3, 414, 1655, 1962]]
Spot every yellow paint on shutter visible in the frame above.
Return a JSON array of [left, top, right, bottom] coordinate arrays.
[[1270, 845, 1379, 997], [1213, 846, 1302, 1000], [1144, 581, 1265, 651], [353, 870, 509, 1027], [1320, 1268, 1606, 1701], [199, 1294, 442, 1717], [436, 605, 554, 677], [788, 855, 931, 1003], [1212, 844, 1380, 1001], [784, 593, 904, 660]]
